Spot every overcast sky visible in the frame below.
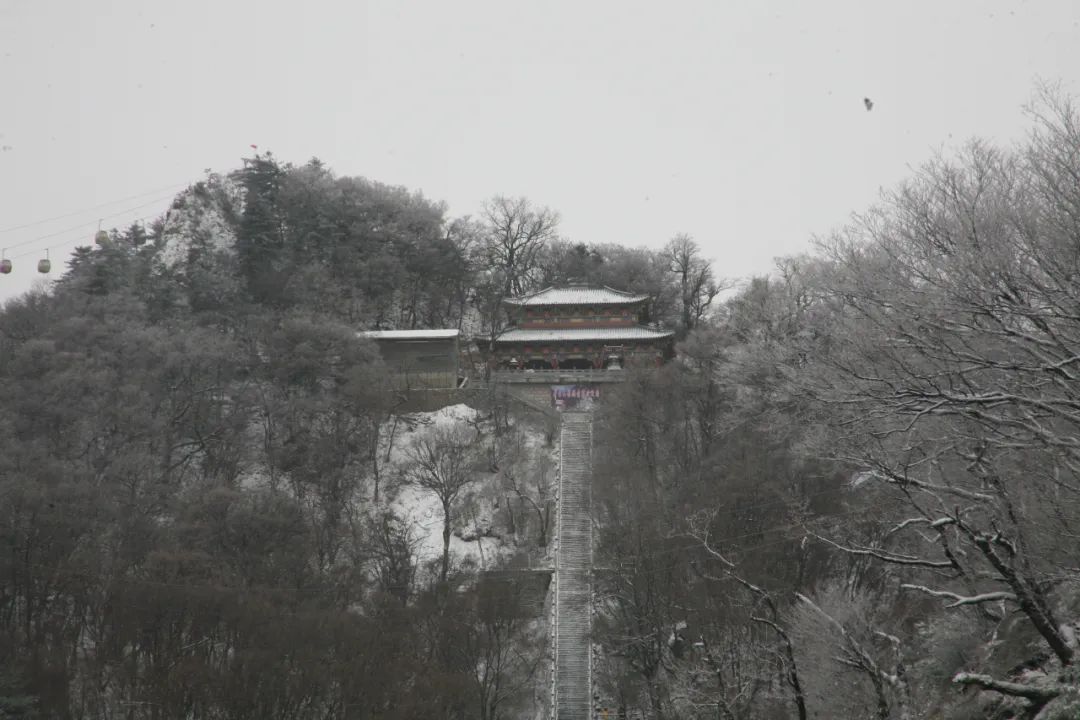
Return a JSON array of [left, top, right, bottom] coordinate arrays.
[[2, 0, 1079, 303]]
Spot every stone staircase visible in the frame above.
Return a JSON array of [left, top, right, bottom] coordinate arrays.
[[554, 412, 593, 720]]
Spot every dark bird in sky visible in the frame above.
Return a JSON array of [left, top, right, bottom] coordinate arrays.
[[864, 97, 874, 111]]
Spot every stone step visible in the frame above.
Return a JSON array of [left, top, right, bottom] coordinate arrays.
[[554, 414, 593, 720]]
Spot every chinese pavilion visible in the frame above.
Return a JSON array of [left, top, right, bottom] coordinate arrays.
[[491, 284, 674, 371]]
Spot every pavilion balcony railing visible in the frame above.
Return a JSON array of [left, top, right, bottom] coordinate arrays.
[[489, 368, 626, 384]]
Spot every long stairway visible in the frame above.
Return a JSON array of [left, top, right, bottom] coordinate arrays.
[[554, 412, 593, 720]]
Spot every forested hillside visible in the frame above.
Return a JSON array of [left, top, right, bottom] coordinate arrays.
[[4, 91, 1080, 719], [590, 92, 1080, 719], [0, 149, 718, 719]]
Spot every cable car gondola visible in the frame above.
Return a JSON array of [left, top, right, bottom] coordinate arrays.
[[0, 257, 11, 274], [38, 250, 51, 274]]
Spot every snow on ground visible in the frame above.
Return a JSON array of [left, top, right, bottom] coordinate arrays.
[[230, 402, 552, 576], [381, 404, 544, 575], [379, 403, 478, 470], [392, 482, 512, 571]]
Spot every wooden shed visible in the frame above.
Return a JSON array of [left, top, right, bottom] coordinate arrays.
[[361, 329, 461, 389]]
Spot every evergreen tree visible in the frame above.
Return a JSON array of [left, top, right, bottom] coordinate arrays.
[[234, 154, 289, 305]]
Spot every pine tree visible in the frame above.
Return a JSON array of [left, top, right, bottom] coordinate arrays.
[[234, 153, 289, 305]]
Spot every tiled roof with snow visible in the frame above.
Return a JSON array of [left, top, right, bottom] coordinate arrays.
[[503, 285, 649, 306], [494, 326, 673, 343], [362, 329, 461, 340]]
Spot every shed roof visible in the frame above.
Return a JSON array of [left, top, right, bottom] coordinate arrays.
[[494, 326, 673, 343], [361, 329, 460, 340], [503, 285, 648, 306]]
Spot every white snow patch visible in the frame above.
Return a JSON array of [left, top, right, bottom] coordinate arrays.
[[235, 467, 271, 491], [382, 404, 519, 574], [392, 482, 511, 571], [849, 470, 879, 488], [158, 174, 242, 268]]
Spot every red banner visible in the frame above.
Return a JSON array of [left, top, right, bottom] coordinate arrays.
[[551, 385, 601, 408]]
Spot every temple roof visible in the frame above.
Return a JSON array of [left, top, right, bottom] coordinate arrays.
[[503, 285, 648, 306], [494, 326, 673, 343]]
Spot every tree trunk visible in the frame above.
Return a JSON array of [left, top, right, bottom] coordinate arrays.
[[973, 534, 1074, 665], [750, 615, 807, 720], [441, 502, 452, 584], [536, 501, 550, 547], [648, 677, 665, 720], [781, 633, 808, 720], [370, 423, 381, 502], [505, 495, 515, 536], [871, 673, 890, 720]]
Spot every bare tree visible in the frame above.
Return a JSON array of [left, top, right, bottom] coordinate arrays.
[[499, 429, 555, 547], [406, 423, 482, 583], [791, 89, 1080, 710], [481, 195, 560, 298], [443, 215, 486, 330], [665, 234, 723, 332], [365, 511, 420, 605], [466, 577, 543, 720], [804, 131, 1080, 667], [691, 514, 809, 720], [792, 588, 913, 720]]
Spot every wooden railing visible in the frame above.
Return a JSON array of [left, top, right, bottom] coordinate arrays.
[[491, 368, 626, 384]]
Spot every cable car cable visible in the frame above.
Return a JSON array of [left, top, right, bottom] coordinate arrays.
[[0, 192, 181, 253], [3, 206, 173, 268], [0, 180, 192, 235]]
